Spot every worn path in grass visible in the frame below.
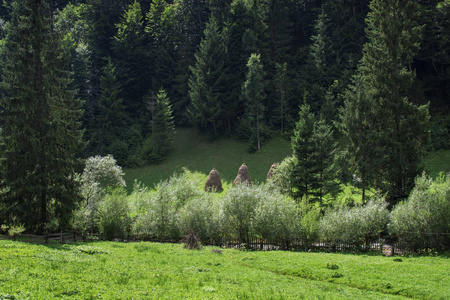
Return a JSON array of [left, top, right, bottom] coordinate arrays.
[[0, 241, 448, 299]]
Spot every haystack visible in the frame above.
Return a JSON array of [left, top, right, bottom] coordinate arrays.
[[205, 168, 223, 192], [266, 163, 278, 182], [233, 163, 252, 186]]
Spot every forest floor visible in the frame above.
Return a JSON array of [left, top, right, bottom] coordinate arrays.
[[0, 240, 448, 299], [124, 127, 450, 190]]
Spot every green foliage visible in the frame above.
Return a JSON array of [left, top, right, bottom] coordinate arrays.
[[177, 196, 222, 245], [0, 0, 85, 232], [132, 171, 202, 241], [0, 223, 25, 236], [72, 155, 125, 234], [242, 53, 265, 150], [253, 189, 301, 247], [389, 173, 450, 250], [98, 188, 131, 240], [342, 0, 431, 205], [319, 197, 390, 249], [291, 104, 337, 202], [189, 16, 231, 136], [221, 184, 262, 243]]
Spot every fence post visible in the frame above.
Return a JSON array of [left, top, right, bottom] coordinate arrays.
[[60, 231, 63, 244]]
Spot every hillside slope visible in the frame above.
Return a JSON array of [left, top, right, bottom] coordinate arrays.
[[124, 127, 292, 189], [124, 127, 450, 190]]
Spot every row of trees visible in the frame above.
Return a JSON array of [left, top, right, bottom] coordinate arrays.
[[74, 166, 450, 251]]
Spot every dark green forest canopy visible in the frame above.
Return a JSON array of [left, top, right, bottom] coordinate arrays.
[[0, 0, 449, 232], [0, 0, 448, 166]]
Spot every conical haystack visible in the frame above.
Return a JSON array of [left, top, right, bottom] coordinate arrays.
[[233, 163, 252, 186], [266, 163, 278, 182], [205, 168, 223, 192]]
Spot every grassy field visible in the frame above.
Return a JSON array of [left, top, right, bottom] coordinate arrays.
[[0, 240, 448, 299], [124, 127, 450, 190], [124, 127, 292, 191]]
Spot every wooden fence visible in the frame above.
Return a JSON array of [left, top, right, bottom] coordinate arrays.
[[0, 232, 83, 244], [222, 235, 450, 255]]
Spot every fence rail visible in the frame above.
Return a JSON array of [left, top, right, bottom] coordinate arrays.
[[222, 235, 450, 255], [0, 232, 83, 244], [1, 232, 448, 254]]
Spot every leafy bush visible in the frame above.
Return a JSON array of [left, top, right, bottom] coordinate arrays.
[[177, 195, 223, 245], [253, 190, 300, 248], [267, 155, 296, 195], [319, 197, 389, 249], [132, 181, 179, 241], [389, 173, 450, 250], [132, 171, 203, 241], [298, 197, 321, 243], [221, 184, 265, 243], [72, 155, 126, 234], [98, 189, 131, 240]]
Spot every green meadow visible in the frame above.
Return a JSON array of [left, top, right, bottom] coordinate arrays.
[[124, 128, 292, 190], [124, 127, 450, 190], [0, 240, 449, 299]]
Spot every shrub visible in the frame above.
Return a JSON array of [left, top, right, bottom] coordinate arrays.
[[132, 171, 204, 241], [132, 180, 180, 241], [98, 188, 131, 240], [389, 173, 450, 250], [298, 197, 321, 243], [268, 155, 296, 196], [253, 190, 301, 248], [221, 184, 264, 244], [177, 195, 223, 245], [72, 155, 125, 234], [319, 196, 389, 249]]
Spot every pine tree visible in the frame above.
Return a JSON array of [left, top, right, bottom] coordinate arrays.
[[291, 104, 318, 201], [342, 0, 430, 205], [312, 118, 338, 202], [188, 16, 228, 136], [242, 53, 265, 150], [94, 57, 125, 153], [274, 62, 289, 133], [0, 0, 84, 232], [291, 104, 337, 203], [112, 0, 148, 117], [153, 89, 175, 157]]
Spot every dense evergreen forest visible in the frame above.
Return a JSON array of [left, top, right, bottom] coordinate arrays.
[[0, 0, 449, 233]]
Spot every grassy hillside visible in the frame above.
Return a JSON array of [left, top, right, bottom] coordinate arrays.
[[124, 127, 292, 190], [0, 240, 448, 299], [124, 127, 450, 191]]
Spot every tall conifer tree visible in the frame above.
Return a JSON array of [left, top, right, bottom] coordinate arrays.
[[0, 0, 84, 232], [242, 53, 265, 150], [342, 0, 430, 204], [189, 16, 229, 136]]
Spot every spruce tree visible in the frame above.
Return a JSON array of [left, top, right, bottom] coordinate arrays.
[[112, 1, 148, 117], [291, 104, 318, 201], [342, 0, 430, 205], [93, 57, 125, 155], [188, 16, 229, 136], [242, 53, 265, 150], [292, 104, 337, 203], [152, 89, 175, 157], [0, 0, 84, 232]]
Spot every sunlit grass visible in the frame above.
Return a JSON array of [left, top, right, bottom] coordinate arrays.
[[1, 240, 448, 299], [424, 149, 450, 178], [124, 127, 292, 191]]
